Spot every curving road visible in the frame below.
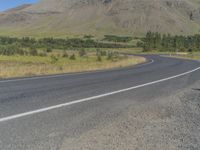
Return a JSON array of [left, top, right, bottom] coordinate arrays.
[[0, 55, 199, 150]]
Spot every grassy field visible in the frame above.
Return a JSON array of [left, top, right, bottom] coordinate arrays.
[[0, 53, 145, 79], [113, 48, 200, 60], [167, 53, 200, 60], [86, 47, 144, 54]]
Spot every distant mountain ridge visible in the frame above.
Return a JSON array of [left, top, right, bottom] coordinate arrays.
[[0, 0, 200, 37]]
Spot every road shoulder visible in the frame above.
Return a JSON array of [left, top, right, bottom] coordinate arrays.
[[61, 80, 200, 150]]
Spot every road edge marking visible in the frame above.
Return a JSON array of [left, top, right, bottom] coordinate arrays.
[[0, 66, 200, 123]]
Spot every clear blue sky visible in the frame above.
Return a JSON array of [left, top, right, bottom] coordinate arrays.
[[0, 0, 38, 11]]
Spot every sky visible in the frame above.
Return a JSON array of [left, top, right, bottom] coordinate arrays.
[[0, 0, 38, 11]]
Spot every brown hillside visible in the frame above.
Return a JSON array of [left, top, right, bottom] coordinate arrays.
[[0, 0, 200, 37]]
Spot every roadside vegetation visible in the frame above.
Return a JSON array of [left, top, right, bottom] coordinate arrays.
[[112, 32, 200, 60], [103, 35, 133, 43], [1, 32, 200, 78], [140, 32, 200, 60], [0, 48, 145, 78], [142, 32, 200, 52], [0, 36, 135, 51], [0, 35, 146, 78]]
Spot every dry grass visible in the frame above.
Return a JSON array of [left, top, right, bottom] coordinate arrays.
[[0, 55, 145, 79], [168, 53, 200, 60]]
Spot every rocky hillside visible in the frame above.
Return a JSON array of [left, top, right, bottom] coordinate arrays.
[[0, 0, 200, 37]]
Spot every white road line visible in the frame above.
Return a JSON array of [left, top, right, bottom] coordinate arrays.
[[135, 59, 154, 67], [0, 59, 154, 83], [0, 66, 199, 123]]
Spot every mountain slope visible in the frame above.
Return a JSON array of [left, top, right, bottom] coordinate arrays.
[[0, 0, 200, 37]]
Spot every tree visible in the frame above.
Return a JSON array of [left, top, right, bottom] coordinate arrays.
[[190, 12, 194, 20], [143, 31, 154, 51], [154, 32, 162, 50], [143, 32, 200, 52]]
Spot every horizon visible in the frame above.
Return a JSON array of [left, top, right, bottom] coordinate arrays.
[[0, 0, 38, 12]]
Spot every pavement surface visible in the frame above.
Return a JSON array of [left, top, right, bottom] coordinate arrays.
[[0, 55, 199, 150]]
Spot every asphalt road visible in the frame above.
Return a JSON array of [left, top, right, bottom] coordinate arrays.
[[0, 55, 199, 150]]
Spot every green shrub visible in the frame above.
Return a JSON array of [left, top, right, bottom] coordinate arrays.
[[103, 35, 133, 43], [39, 52, 47, 57], [96, 49, 107, 57], [50, 55, 58, 63], [62, 51, 69, 58], [100, 50, 107, 56], [0, 44, 25, 56], [46, 47, 52, 53], [97, 55, 102, 62], [29, 47, 38, 56], [69, 54, 76, 60]]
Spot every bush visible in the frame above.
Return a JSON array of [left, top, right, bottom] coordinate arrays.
[[97, 55, 102, 62], [69, 54, 76, 60], [136, 41, 144, 47], [39, 52, 47, 57], [16, 48, 25, 56], [188, 48, 193, 53], [79, 49, 86, 57], [0, 44, 25, 56], [96, 49, 107, 57], [107, 52, 113, 60], [113, 52, 119, 58], [56, 54, 61, 58], [100, 50, 107, 56], [46, 47, 52, 53], [29, 47, 38, 56], [107, 52, 120, 61], [62, 51, 68, 58], [50, 55, 58, 63]]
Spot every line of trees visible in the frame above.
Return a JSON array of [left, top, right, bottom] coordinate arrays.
[[103, 35, 133, 43], [143, 32, 200, 52], [0, 36, 135, 56], [0, 43, 44, 56], [0, 36, 134, 51]]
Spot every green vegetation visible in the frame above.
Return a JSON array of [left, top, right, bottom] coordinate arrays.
[[62, 51, 69, 58], [0, 52, 145, 78], [2, 31, 200, 79], [0, 36, 134, 57], [69, 54, 76, 60], [103, 35, 133, 43], [143, 32, 200, 52], [50, 55, 59, 63], [0, 35, 146, 78]]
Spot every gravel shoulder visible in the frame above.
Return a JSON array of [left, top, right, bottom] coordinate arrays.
[[61, 80, 200, 150]]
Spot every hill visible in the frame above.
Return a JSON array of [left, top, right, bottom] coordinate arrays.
[[0, 0, 200, 37]]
